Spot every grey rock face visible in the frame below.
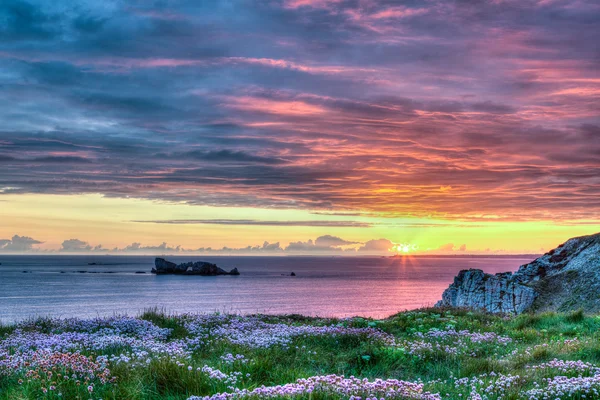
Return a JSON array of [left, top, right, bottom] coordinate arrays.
[[437, 232, 600, 314], [437, 269, 536, 314], [151, 258, 239, 276]]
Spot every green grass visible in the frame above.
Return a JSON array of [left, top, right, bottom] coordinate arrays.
[[140, 307, 190, 339], [2, 308, 600, 399]]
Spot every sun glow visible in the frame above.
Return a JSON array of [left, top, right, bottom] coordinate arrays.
[[391, 243, 417, 254]]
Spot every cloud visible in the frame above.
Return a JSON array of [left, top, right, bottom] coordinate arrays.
[[0, 0, 598, 222], [0, 0, 59, 41], [180, 150, 288, 165], [314, 235, 359, 247], [0, 234, 43, 252], [358, 239, 394, 253], [60, 238, 92, 252], [122, 242, 181, 253], [2, 233, 370, 254], [436, 243, 455, 252], [285, 239, 338, 252], [193, 241, 285, 254], [429, 243, 468, 253], [132, 219, 372, 228], [284, 235, 361, 252]]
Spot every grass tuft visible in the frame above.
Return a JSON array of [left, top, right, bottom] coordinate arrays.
[[565, 308, 585, 323]]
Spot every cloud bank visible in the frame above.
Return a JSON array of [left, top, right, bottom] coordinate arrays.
[[0, 0, 598, 221], [0, 233, 485, 255]]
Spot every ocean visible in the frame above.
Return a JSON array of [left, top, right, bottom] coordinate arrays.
[[0, 255, 534, 323]]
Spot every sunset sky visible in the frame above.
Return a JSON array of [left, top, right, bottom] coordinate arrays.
[[0, 0, 599, 255]]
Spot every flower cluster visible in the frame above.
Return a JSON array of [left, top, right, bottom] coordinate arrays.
[[400, 329, 512, 360], [199, 365, 247, 388], [187, 374, 441, 400], [0, 315, 191, 393], [416, 329, 512, 345], [182, 314, 396, 349], [447, 360, 600, 399], [453, 372, 522, 399], [220, 353, 250, 365], [2, 329, 190, 360], [17, 316, 172, 340], [2, 349, 115, 397], [526, 374, 600, 399], [528, 359, 600, 376]]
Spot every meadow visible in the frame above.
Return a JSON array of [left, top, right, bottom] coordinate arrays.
[[1, 308, 600, 399]]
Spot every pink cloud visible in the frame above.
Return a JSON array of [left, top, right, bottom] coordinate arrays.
[[283, 0, 344, 10], [222, 96, 327, 116], [370, 7, 429, 19]]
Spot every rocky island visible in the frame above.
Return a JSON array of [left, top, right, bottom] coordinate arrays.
[[151, 257, 240, 276], [437, 232, 600, 314]]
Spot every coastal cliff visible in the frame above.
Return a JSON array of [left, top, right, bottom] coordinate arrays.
[[151, 258, 240, 276], [437, 232, 600, 313]]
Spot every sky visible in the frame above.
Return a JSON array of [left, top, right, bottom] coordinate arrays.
[[0, 0, 599, 255]]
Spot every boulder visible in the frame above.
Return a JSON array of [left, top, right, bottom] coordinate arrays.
[[437, 232, 600, 314], [152, 258, 177, 274]]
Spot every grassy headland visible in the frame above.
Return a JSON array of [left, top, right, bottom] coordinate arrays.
[[1, 308, 600, 399]]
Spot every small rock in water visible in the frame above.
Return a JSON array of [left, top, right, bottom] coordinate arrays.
[[290, 272, 296, 276]]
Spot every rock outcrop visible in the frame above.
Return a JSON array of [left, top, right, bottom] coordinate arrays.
[[437, 232, 600, 314], [151, 258, 240, 276]]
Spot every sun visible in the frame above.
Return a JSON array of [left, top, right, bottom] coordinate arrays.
[[391, 243, 417, 254]]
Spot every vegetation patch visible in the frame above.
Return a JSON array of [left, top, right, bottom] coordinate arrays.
[[2, 309, 600, 399]]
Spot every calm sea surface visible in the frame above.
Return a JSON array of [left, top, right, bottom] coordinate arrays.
[[0, 255, 534, 323]]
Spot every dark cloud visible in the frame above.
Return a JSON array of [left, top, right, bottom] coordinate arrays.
[[0, 0, 59, 41], [177, 150, 288, 165]]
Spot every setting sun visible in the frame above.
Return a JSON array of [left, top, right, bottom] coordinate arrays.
[[392, 243, 417, 254]]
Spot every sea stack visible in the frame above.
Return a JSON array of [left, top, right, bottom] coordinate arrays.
[[437, 232, 600, 314], [151, 258, 240, 276]]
